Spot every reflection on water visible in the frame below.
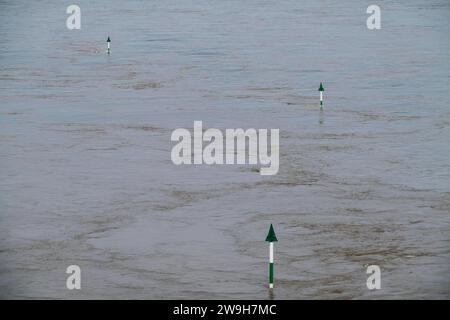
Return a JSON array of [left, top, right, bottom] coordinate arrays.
[[268, 288, 275, 300], [0, 0, 449, 299], [319, 109, 324, 125]]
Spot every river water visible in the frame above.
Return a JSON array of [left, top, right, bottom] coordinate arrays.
[[0, 0, 449, 299]]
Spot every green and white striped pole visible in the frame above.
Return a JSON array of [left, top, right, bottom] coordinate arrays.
[[265, 224, 278, 289], [318, 82, 324, 109], [106, 37, 111, 54]]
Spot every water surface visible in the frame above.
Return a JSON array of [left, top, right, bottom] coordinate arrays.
[[0, 0, 449, 299]]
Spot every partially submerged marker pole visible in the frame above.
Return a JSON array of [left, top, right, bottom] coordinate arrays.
[[318, 82, 324, 108], [106, 37, 111, 54], [265, 224, 278, 289]]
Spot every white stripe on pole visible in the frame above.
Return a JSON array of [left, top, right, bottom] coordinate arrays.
[[269, 242, 274, 263]]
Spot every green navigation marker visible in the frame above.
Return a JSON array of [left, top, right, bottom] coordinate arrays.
[[266, 224, 278, 242], [106, 37, 111, 54], [265, 224, 278, 289], [318, 82, 324, 108]]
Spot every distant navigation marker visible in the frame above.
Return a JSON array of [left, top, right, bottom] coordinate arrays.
[[265, 224, 278, 289], [106, 37, 111, 54], [318, 82, 324, 108]]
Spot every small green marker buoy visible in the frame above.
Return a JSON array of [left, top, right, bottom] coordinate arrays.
[[318, 82, 324, 108], [265, 224, 278, 289], [106, 37, 111, 54]]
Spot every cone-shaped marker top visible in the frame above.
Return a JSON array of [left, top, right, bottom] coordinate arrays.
[[265, 224, 278, 242], [318, 82, 324, 92], [107, 37, 111, 43]]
